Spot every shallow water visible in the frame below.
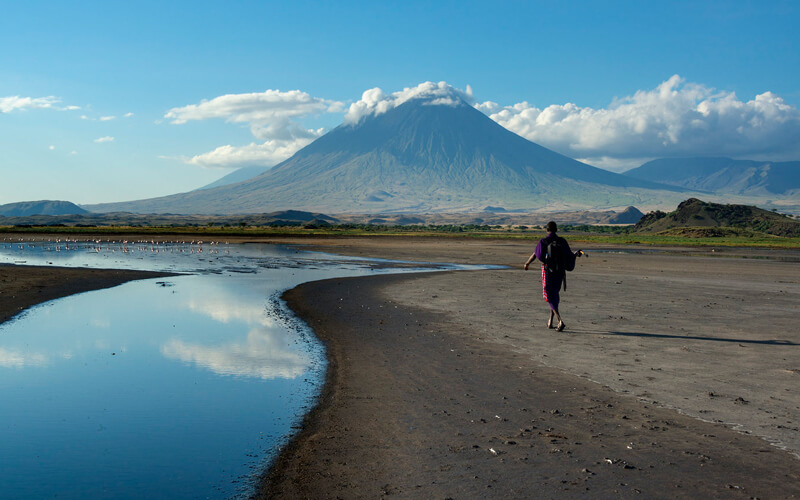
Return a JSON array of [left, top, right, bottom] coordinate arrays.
[[0, 240, 486, 498]]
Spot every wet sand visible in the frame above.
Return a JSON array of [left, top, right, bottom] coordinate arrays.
[[261, 238, 800, 498]]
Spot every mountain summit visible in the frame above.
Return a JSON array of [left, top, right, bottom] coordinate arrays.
[[90, 95, 682, 214]]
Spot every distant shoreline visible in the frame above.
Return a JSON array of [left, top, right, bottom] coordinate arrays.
[[3, 228, 800, 253]]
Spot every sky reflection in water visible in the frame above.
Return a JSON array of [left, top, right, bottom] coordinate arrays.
[[0, 241, 479, 499]]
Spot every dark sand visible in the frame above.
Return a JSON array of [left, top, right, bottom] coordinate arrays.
[[261, 238, 800, 499]]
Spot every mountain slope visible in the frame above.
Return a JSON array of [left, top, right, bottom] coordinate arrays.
[[88, 97, 685, 214], [196, 165, 271, 191], [0, 200, 88, 217], [624, 157, 800, 196]]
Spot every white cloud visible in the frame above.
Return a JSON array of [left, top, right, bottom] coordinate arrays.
[[93, 136, 114, 143], [166, 89, 341, 169], [0, 95, 60, 113], [81, 112, 126, 121], [183, 137, 319, 169], [344, 81, 475, 124], [166, 77, 800, 172], [48, 145, 55, 150], [476, 75, 800, 166], [165, 89, 341, 127], [0, 95, 80, 113], [70, 150, 78, 155]]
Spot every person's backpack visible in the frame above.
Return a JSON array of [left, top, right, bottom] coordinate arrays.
[[544, 237, 576, 274], [544, 239, 566, 274]]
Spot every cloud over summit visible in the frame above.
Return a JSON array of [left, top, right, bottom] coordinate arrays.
[[344, 81, 475, 124], [167, 77, 799, 172], [476, 75, 800, 170]]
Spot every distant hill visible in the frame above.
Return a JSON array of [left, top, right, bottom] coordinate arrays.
[[337, 207, 644, 226], [0, 207, 647, 228], [623, 157, 800, 196], [196, 166, 271, 191], [0, 200, 88, 217], [87, 94, 685, 214], [0, 210, 337, 228], [634, 198, 800, 237], [600, 206, 644, 224]]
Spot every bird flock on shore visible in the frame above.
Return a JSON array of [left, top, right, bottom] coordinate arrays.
[[1, 237, 231, 255]]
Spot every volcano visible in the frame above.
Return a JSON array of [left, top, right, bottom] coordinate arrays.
[[89, 96, 683, 214]]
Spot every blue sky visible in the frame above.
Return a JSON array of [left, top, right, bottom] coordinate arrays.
[[1, 0, 798, 205]]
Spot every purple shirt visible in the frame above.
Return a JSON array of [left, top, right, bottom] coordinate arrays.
[[534, 232, 572, 265]]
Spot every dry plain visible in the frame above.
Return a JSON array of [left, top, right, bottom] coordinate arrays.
[[262, 237, 800, 498]]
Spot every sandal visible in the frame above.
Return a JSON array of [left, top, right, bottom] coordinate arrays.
[[557, 322, 566, 332]]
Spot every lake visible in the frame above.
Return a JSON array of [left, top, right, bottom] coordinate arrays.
[[0, 239, 484, 498]]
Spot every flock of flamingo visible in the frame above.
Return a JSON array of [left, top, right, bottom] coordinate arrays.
[[1, 237, 232, 255]]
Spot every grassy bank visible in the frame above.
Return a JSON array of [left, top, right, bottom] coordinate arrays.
[[2, 224, 800, 249]]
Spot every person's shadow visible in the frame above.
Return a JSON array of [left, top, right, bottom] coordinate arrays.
[[582, 330, 799, 346]]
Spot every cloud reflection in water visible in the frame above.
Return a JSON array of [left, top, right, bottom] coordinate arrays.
[[186, 297, 275, 327], [161, 280, 310, 379], [0, 347, 48, 368], [161, 327, 309, 379]]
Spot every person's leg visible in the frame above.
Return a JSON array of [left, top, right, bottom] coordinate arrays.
[[547, 309, 555, 328], [547, 274, 565, 331], [553, 307, 565, 331]]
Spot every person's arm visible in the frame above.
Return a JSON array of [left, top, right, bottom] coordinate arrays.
[[523, 251, 536, 270], [562, 237, 584, 258], [524, 239, 543, 270]]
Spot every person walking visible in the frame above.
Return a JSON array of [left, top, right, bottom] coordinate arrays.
[[523, 221, 584, 331]]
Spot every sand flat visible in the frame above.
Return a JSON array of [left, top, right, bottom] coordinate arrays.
[[388, 252, 800, 458], [262, 237, 800, 498]]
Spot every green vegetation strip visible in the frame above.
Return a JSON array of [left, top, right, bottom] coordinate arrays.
[[568, 234, 800, 249], [2, 224, 799, 249]]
